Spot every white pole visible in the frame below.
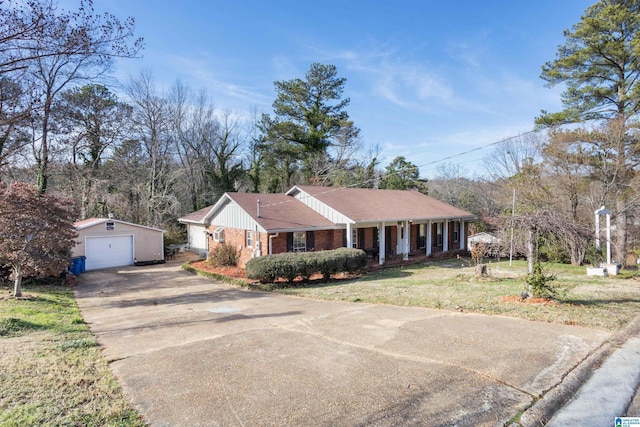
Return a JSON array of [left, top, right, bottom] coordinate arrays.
[[594, 206, 611, 265], [595, 211, 600, 250], [606, 213, 612, 264], [509, 188, 515, 266]]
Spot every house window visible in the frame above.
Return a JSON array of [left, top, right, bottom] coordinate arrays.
[[453, 221, 460, 242], [246, 230, 254, 248], [436, 223, 443, 246], [213, 227, 225, 242], [351, 228, 358, 248], [293, 231, 306, 252], [418, 224, 426, 249]]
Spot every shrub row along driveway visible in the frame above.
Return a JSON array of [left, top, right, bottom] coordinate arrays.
[[75, 261, 609, 426]]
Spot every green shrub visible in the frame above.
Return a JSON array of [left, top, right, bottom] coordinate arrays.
[[525, 260, 558, 299], [585, 245, 604, 266], [245, 248, 367, 283], [538, 240, 570, 263], [163, 223, 186, 246], [208, 243, 239, 267], [245, 255, 279, 283], [338, 247, 368, 272]]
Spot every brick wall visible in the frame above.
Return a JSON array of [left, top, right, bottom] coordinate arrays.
[[207, 222, 469, 268], [208, 227, 265, 268], [314, 230, 340, 251], [269, 233, 288, 255]]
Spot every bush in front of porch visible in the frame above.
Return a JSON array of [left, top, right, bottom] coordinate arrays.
[[246, 248, 367, 284]]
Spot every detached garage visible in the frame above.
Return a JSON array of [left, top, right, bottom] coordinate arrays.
[[72, 218, 165, 270]]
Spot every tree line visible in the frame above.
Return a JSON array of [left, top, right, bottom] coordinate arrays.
[[0, 0, 423, 233], [1, 0, 640, 277]]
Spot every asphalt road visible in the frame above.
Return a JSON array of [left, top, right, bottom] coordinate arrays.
[[75, 258, 610, 426]]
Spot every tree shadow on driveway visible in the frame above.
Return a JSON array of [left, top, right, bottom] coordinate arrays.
[[85, 287, 269, 309]]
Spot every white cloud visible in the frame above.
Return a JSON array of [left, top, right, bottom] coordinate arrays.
[[444, 33, 491, 68], [375, 62, 453, 104], [354, 58, 453, 107], [165, 53, 272, 108], [270, 55, 304, 81], [308, 45, 454, 110]]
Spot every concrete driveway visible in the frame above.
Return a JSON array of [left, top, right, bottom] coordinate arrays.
[[75, 259, 610, 426]]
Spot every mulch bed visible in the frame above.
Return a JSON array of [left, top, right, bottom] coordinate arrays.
[[190, 261, 250, 280], [189, 261, 360, 285], [501, 295, 559, 305]]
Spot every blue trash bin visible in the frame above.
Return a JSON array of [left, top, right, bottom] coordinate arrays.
[[70, 257, 82, 276], [79, 256, 86, 273]]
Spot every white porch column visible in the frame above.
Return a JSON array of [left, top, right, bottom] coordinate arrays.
[[459, 219, 465, 250], [346, 223, 353, 248], [396, 223, 402, 256], [403, 220, 410, 260], [443, 220, 449, 252], [426, 220, 432, 256], [379, 222, 386, 265]]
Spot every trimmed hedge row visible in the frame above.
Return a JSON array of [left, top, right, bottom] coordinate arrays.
[[245, 247, 367, 283]]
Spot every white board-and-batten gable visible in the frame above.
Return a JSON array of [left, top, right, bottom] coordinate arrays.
[[203, 194, 265, 232], [286, 186, 353, 225]]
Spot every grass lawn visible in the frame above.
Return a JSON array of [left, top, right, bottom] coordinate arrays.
[[0, 282, 145, 426], [272, 259, 640, 332]]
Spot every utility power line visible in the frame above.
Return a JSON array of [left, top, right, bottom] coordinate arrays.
[[257, 128, 543, 209]]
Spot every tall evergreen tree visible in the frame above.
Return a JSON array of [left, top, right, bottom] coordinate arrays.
[[56, 84, 132, 219], [259, 63, 360, 188], [537, 0, 640, 264], [379, 156, 427, 193]]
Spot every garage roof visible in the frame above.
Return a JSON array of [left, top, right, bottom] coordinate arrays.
[[74, 218, 164, 232]]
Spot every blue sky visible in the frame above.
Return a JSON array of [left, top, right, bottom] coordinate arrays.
[[90, 0, 593, 178]]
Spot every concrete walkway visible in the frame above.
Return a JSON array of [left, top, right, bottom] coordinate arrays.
[[75, 260, 611, 426], [546, 338, 640, 426]]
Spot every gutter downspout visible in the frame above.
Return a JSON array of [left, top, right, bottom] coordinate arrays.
[[268, 233, 279, 255]]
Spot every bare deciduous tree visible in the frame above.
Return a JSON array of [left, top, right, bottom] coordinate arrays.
[[0, 76, 31, 173], [125, 71, 178, 227], [489, 209, 591, 271], [168, 81, 219, 210], [0, 0, 143, 192], [482, 133, 541, 181], [206, 109, 244, 200]]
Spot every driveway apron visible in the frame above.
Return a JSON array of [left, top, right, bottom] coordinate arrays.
[[75, 261, 610, 426]]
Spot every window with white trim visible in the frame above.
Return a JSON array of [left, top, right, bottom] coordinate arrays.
[[436, 223, 443, 246], [351, 228, 358, 248], [213, 227, 225, 242], [293, 231, 306, 252], [453, 221, 460, 242], [246, 230, 254, 248]]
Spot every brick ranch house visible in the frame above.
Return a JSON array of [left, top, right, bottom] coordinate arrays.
[[178, 185, 475, 268]]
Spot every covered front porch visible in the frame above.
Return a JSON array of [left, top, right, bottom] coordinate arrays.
[[344, 219, 469, 265]]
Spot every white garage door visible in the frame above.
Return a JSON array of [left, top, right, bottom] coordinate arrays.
[[85, 235, 134, 270]]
